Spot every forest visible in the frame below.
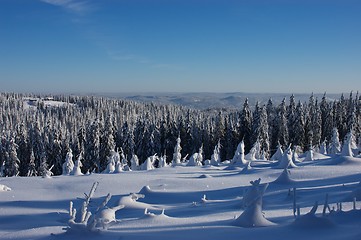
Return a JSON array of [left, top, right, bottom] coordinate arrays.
[[0, 92, 360, 176]]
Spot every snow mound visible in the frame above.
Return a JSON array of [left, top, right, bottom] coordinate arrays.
[[118, 193, 159, 211], [234, 202, 276, 228], [0, 184, 11, 191], [292, 213, 335, 229], [139, 185, 152, 194], [272, 169, 296, 185], [223, 165, 243, 171], [292, 202, 335, 229], [95, 205, 124, 226]]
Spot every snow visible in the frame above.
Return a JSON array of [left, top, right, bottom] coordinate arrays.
[[23, 97, 72, 109], [1, 155, 361, 240]]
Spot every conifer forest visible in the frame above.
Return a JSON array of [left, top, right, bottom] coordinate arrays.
[[0, 92, 360, 177]]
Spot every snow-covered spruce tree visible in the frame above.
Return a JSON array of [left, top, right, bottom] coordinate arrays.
[[100, 115, 115, 172], [85, 120, 101, 173], [251, 104, 270, 159], [232, 140, 247, 165], [320, 93, 333, 142], [335, 94, 348, 141], [113, 149, 123, 173], [275, 98, 289, 147], [223, 115, 239, 160], [29, 120, 45, 173], [346, 92, 357, 134], [39, 152, 53, 178], [72, 154, 83, 176], [246, 140, 261, 161], [270, 142, 283, 161], [277, 144, 297, 168], [76, 125, 86, 161], [240, 98, 253, 153], [210, 140, 221, 166], [47, 128, 63, 176], [27, 149, 38, 177], [328, 127, 341, 155], [172, 136, 182, 166], [319, 140, 327, 155], [266, 98, 278, 154], [187, 145, 203, 166], [341, 131, 355, 157], [15, 122, 29, 176], [119, 122, 134, 161], [158, 151, 168, 168], [130, 153, 139, 171], [140, 154, 157, 170], [5, 136, 20, 177], [292, 101, 305, 149], [103, 153, 115, 174], [62, 149, 74, 175], [287, 94, 297, 147]]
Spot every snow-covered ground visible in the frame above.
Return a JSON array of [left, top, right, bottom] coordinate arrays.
[[23, 97, 72, 109], [1, 155, 361, 240]]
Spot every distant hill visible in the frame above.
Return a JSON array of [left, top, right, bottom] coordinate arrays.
[[89, 92, 343, 110]]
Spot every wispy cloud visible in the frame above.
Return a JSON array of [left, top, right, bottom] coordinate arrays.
[[40, 0, 92, 14]]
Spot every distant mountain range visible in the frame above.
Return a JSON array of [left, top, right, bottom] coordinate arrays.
[[88, 92, 344, 110]]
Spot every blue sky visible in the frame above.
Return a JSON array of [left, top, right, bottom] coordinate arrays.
[[0, 0, 360, 93]]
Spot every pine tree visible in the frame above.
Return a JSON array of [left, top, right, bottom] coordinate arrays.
[[27, 149, 38, 177], [5, 136, 20, 177], [100, 115, 116, 171], [266, 98, 278, 154], [252, 104, 270, 158], [287, 94, 297, 146], [328, 128, 341, 155], [85, 120, 101, 173], [293, 101, 305, 149], [240, 98, 253, 153], [15, 122, 29, 176], [275, 98, 289, 147]]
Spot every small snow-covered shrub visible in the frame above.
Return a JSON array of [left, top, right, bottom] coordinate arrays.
[[65, 182, 124, 233]]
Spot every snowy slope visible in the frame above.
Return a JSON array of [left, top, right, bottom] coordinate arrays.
[[1, 157, 361, 240]]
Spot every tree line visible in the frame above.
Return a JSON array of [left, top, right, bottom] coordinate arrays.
[[0, 92, 360, 177]]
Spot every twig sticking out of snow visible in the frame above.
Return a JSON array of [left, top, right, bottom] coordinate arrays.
[[293, 187, 297, 218], [96, 193, 112, 212], [201, 194, 207, 203], [85, 182, 98, 205]]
